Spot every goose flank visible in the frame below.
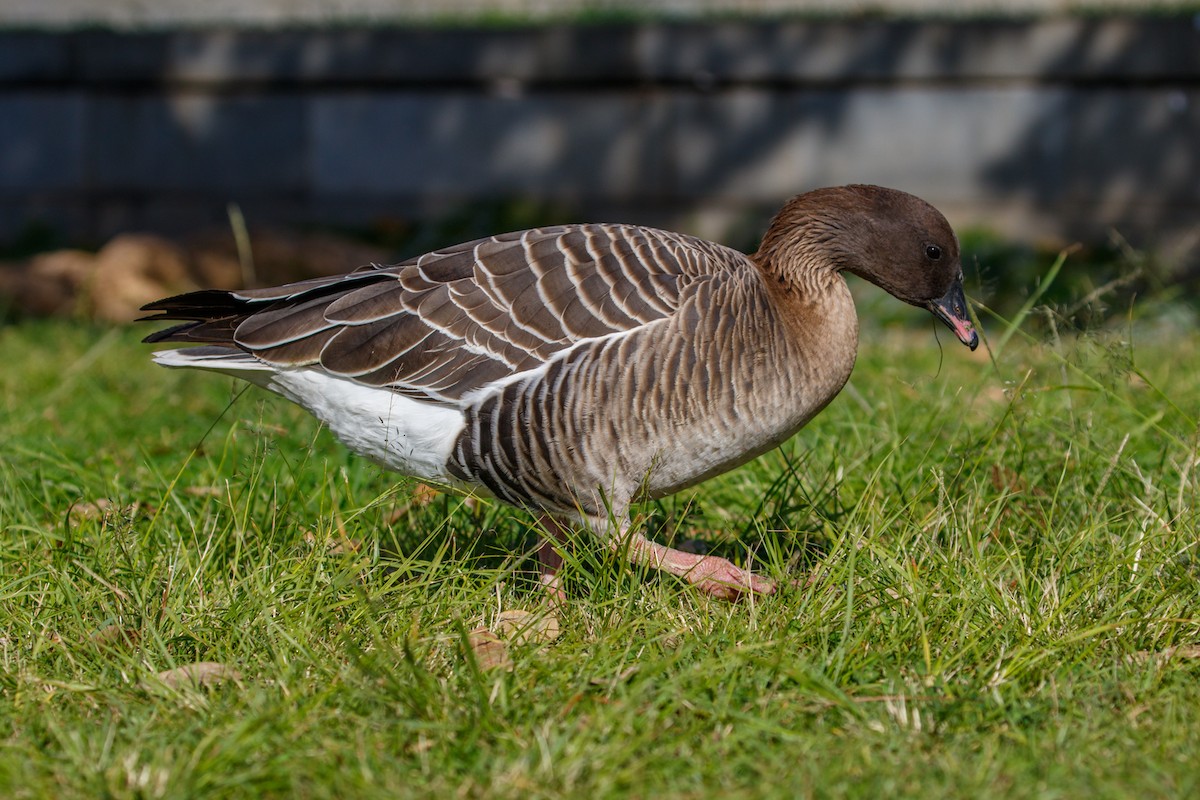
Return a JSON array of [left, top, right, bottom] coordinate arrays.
[[142, 184, 978, 599]]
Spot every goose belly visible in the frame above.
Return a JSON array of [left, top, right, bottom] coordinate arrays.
[[264, 370, 466, 483]]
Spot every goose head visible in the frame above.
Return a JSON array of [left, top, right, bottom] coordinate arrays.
[[758, 184, 979, 351]]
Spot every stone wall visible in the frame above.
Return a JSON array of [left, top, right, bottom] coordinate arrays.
[[2, 17, 1198, 253], [4, 1, 1187, 28]]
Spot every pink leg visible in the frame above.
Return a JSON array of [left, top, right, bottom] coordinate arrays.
[[535, 514, 569, 604], [615, 531, 778, 600]]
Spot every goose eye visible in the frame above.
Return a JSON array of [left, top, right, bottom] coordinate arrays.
[[925, 244, 942, 261]]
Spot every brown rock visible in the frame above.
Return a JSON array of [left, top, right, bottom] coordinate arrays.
[[190, 249, 244, 290], [0, 250, 96, 317], [1, 227, 391, 322], [86, 234, 196, 323]]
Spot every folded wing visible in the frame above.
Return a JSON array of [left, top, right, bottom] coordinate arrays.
[[142, 223, 744, 403]]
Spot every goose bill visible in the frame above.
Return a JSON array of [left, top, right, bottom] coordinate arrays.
[[928, 282, 979, 350]]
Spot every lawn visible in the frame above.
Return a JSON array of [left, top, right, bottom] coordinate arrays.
[[1, 297, 1198, 798]]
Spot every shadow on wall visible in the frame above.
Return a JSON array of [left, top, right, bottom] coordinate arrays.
[[977, 19, 1200, 256], [0, 18, 1197, 269]]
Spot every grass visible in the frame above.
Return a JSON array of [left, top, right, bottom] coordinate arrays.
[[1, 296, 1199, 798]]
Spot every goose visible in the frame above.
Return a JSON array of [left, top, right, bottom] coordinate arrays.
[[142, 184, 978, 600]]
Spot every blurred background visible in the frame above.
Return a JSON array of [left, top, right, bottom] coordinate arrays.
[[1, 0, 1198, 325]]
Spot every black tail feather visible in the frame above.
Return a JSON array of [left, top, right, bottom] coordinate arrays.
[[142, 318, 243, 344], [139, 289, 254, 345], [139, 289, 252, 318], [140, 272, 394, 345]]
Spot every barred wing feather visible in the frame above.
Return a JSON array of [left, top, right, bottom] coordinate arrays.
[[142, 224, 746, 403]]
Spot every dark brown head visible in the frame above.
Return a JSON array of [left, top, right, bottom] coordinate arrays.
[[756, 184, 978, 350]]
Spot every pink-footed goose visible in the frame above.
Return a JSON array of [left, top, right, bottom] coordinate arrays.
[[142, 185, 978, 600]]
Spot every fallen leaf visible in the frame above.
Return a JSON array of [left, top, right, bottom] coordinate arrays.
[[91, 625, 140, 651], [589, 665, 639, 688], [411, 483, 441, 506], [468, 627, 512, 672], [303, 530, 362, 554], [989, 465, 1025, 494], [69, 499, 112, 520], [1127, 703, 1151, 723], [408, 735, 435, 755], [387, 483, 444, 524], [148, 662, 242, 690], [1128, 644, 1200, 666], [495, 609, 560, 645], [328, 536, 363, 555], [243, 421, 289, 437], [68, 499, 145, 522], [184, 486, 223, 498]]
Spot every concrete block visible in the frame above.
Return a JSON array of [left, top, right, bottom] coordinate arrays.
[[641, 18, 1200, 83], [668, 87, 1061, 204], [301, 27, 642, 83], [1058, 90, 1200, 203], [312, 92, 671, 199], [52, 27, 644, 86], [0, 19, 1197, 250], [87, 94, 306, 192], [0, 33, 70, 82], [0, 199, 90, 243], [986, 88, 1200, 236], [74, 31, 171, 83], [0, 93, 85, 190]]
